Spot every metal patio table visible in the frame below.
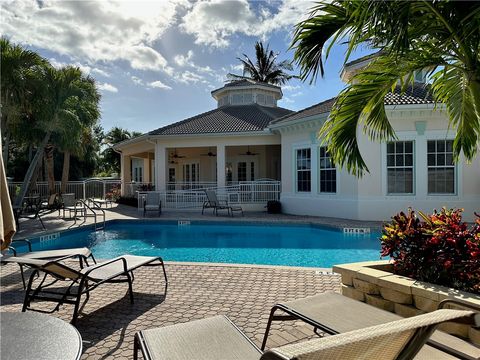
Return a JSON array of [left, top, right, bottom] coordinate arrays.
[[0, 312, 82, 360]]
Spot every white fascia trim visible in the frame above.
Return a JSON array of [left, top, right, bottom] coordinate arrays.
[[113, 134, 149, 150]]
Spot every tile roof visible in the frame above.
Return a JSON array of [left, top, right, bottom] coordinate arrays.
[[384, 83, 434, 105], [270, 97, 337, 125], [149, 104, 293, 135], [272, 83, 434, 126]]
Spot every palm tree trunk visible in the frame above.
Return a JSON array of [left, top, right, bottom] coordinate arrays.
[[2, 129, 10, 169], [15, 131, 51, 207], [61, 151, 70, 193], [44, 143, 55, 195]]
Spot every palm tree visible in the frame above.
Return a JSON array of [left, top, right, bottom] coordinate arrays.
[[228, 41, 295, 85], [292, 1, 480, 176], [15, 66, 91, 205], [101, 127, 140, 175], [59, 74, 101, 193], [0, 38, 45, 167]]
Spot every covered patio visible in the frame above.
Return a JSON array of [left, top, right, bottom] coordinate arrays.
[[118, 136, 281, 195]]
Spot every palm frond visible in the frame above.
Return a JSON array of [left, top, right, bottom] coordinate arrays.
[[430, 65, 480, 161]]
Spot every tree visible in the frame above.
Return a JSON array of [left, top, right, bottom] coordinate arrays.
[[0, 38, 44, 167], [292, 1, 480, 176], [100, 127, 140, 175], [228, 41, 295, 85], [15, 65, 93, 204], [59, 75, 101, 193]]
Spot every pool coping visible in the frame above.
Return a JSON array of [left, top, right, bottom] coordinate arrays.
[[15, 217, 382, 243]]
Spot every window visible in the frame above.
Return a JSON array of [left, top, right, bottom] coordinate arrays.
[[428, 140, 455, 194], [296, 148, 311, 192], [387, 141, 414, 194], [250, 162, 255, 181], [183, 163, 199, 183], [132, 158, 143, 182], [319, 147, 336, 193], [238, 162, 247, 182], [226, 163, 233, 183], [256, 93, 265, 105]]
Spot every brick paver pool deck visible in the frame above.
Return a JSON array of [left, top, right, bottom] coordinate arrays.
[[1, 204, 373, 359], [1, 261, 340, 359]]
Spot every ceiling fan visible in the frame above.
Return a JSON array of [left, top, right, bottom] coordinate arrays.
[[170, 148, 186, 159], [239, 146, 259, 156], [201, 147, 217, 157]]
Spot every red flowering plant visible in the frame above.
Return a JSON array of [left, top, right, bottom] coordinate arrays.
[[380, 208, 480, 294]]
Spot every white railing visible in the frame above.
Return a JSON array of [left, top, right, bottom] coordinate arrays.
[[7, 179, 121, 200], [166, 181, 217, 191], [137, 180, 281, 209]]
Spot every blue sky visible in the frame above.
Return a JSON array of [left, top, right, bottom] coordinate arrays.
[[1, 0, 372, 134]]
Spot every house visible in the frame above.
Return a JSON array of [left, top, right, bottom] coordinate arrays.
[[114, 60, 480, 221]]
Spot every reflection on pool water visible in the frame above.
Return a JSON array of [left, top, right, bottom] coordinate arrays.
[[19, 221, 382, 268]]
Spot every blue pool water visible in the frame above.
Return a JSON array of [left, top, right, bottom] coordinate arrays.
[[18, 222, 382, 268]]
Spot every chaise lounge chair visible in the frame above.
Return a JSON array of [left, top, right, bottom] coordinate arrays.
[[202, 190, 243, 217], [1, 239, 96, 289], [261, 292, 480, 360], [133, 309, 477, 360], [8, 253, 167, 324]]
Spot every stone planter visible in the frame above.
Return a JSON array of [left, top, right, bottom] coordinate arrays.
[[333, 260, 480, 345]]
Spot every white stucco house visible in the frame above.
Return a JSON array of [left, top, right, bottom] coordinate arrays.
[[114, 57, 480, 221]]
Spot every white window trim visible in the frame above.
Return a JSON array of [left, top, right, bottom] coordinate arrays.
[[426, 137, 458, 196], [318, 145, 338, 195], [293, 144, 313, 194], [385, 140, 416, 196]]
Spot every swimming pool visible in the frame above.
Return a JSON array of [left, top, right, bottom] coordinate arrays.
[[17, 221, 382, 268]]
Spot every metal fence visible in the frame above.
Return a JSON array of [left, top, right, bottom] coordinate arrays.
[[137, 180, 281, 209], [7, 179, 122, 200]]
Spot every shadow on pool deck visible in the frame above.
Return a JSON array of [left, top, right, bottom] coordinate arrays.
[[0, 261, 341, 359]]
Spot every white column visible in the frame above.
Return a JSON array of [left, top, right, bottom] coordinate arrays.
[[143, 157, 150, 184], [155, 142, 167, 191], [216, 145, 226, 188], [120, 154, 131, 196]]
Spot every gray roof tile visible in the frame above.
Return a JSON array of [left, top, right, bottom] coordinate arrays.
[[272, 83, 434, 126], [149, 104, 293, 135]]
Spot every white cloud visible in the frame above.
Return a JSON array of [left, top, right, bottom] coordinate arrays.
[[98, 82, 118, 93], [175, 70, 206, 84], [91, 68, 110, 77], [1, 0, 187, 73], [131, 76, 172, 90], [148, 80, 172, 90], [180, 0, 312, 48], [283, 85, 302, 92], [131, 76, 144, 86], [174, 50, 194, 67]]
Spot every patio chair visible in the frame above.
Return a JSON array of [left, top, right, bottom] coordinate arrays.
[[1, 240, 95, 289], [202, 190, 243, 217], [143, 192, 162, 217], [13, 253, 167, 324], [40, 193, 61, 213], [261, 292, 480, 360], [61, 193, 85, 220], [133, 310, 477, 360]]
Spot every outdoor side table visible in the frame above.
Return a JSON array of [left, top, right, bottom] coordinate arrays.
[[0, 312, 83, 360]]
